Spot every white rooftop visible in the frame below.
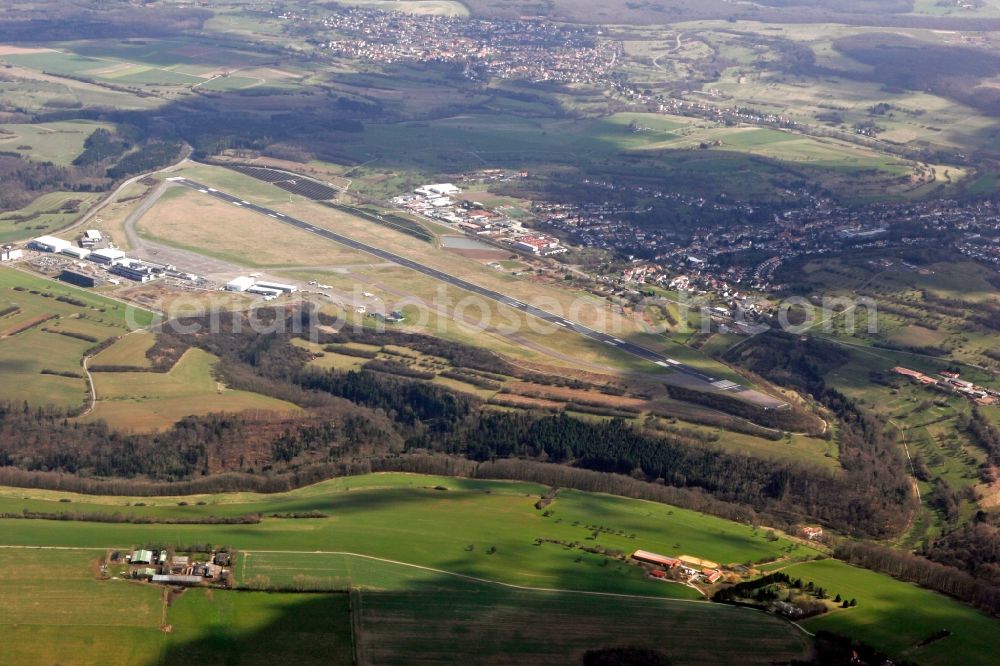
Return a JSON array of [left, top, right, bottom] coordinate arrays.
[[92, 248, 126, 259], [226, 276, 256, 291], [31, 235, 71, 249]]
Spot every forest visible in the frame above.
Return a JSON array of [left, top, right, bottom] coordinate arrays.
[[0, 310, 916, 540]]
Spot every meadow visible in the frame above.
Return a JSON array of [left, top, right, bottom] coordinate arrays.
[[617, 19, 993, 179], [85, 346, 300, 432], [0, 547, 354, 666], [331, 111, 926, 202], [90, 329, 157, 367], [0, 119, 111, 165], [353, 586, 810, 665], [0, 267, 154, 410], [0, 473, 806, 596], [0, 473, 997, 663], [0, 37, 282, 92], [787, 558, 1000, 666], [135, 185, 373, 269], [0, 191, 103, 243], [0, 545, 809, 665]]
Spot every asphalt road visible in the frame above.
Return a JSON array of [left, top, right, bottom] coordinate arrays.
[[168, 177, 744, 391]]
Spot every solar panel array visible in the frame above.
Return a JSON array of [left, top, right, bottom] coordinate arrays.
[[225, 165, 341, 200]]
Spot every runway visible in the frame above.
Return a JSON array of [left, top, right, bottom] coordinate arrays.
[[167, 177, 746, 392]]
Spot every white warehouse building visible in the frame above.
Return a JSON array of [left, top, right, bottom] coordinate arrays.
[[30, 235, 72, 253], [254, 280, 297, 294], [225, 276, 256, 292], [247, 285, 282, 298], [0, 247, 24, 262], [90, 248, 127, 265], [61, 246, 91, 260], [415, 183, 461, 197]]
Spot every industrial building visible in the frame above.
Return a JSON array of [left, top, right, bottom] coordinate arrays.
[[247, 285, 282, 297], [90, 248, 127, 265], [61, 246, 91, 260], [512, 235, 564, 255], [415, 183, 461, 197], [254, 280, 297, 294], [225, 276, 256, 292], [109, 260, 160, 283], [0, 247, 23, 262], [30, 235, 72, 253], [59, 269, 98, 288]]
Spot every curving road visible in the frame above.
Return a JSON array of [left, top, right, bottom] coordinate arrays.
[[167, 177, 748, 392]]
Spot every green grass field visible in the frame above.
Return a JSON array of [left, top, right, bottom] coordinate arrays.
[[0, 547, 354, 665], [786, 559, 1000, 666], [0, 267, 154, 409], [85, 346, 299, 431], [332, 112, 919, 200], [162, 588, 353, 665], [90, 330, 157, 367], [0, 473, 815, 664], [0, 545, 810, 666], [0, 191, 103, 243], [0, 473, 804, 596], [354, 586, 810, 665], [0, 473, 996, 662], [0, 37, 293, 94], [0, 119, 112, 165]]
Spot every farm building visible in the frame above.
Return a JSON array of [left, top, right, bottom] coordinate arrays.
[[130, 549, 154, 564], [702, 569, 724, 584], [0, 247, 23, 262], [151, 575, 203, 586], [225, 276, 256, 292], [59, 270, 98, 288], [90, 248, 126, 265], [134, 567, 158, 580], [631, 550, 680, 568], [802, 526, 824, 540], [30, 235, 72, 253]]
